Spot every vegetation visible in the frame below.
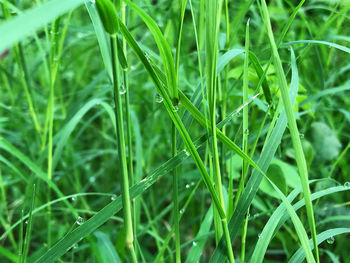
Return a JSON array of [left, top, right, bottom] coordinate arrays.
[[0, 0, 350, 262]]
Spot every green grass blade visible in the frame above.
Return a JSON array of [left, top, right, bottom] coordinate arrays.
[[210, 47, 300, 263], [0, 0, 84, 53], [289, 228, 350, 263], [35, 149, 191, 262], [122, 0, 177, 100], [261, 1, 319, 261]]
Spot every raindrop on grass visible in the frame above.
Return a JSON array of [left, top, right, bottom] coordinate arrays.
[[258, 233, 262, 239], [120, 84, 126, 95], [155, 94, 163, 103], [111, 195, 117, 201], [76, 216, 84, 225], [185, 184, 190, 189], [327, 236, 335, 244], [179, 208, 185, 214], [174, 105, 179, 112], [71, 196, 76, 202], [192, 241, 197, 246], [184, 149, 190, 156], [344, 182, 350, 188], [25, 220, 28, 225], [73, 243, 79, 249], [299, 133, 304, 139]]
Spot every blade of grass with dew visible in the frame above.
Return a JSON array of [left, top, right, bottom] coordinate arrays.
[[1, 193, 117, 241], [122, 0, 177, 100], [35, 149, 194, 263], [117, 17, 226, 220], [289, 228, 350, 263], [21, 184, 36, 263], [210, 46, 300, 263], [149, 54, 263, 173], [0, 0, 85, 53], [185, 205, 213, 263], [261, 1, 319, 261]]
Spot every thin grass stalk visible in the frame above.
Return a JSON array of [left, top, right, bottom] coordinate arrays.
[[261, 1, 319, 262], [206, 0, 224, 243], [120, 2, 138, 258], [110, 35, 137, 262], [18, 208, 24, 263], [239, 20, 250, 263], [21, 184, 36, 263], [205, 1, 234, 261], [173, 1, 187, 261]]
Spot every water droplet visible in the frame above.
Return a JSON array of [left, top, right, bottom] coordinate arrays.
[[299, 133, 304, 139], [247, 213, 250, 217], [258, 233, 262, 239], [111, 195, 117, 201], [344, 182, 350, 188], [119, 84, 126, 95], [89, 177, 96, 183], [53, 56, 59, 62], [235, 111, 241, 117], [192, 241, 197, 246], [174, 105, 179, 112], [184, 149, 190, 156], [71, 196, 76, 202], [90, 0, 95, 4], [191, 181, 195, 186], [25, 220, 28, 225], [155, 94, 163, 103], [144, 52, 150, 61], [186, 184, 190, 189], [76, 216, 84, 225], [327, 236, 335, 244], [73, 243, 79, 249], [244, 129, 249, 135], [179, 208, 185, 214]]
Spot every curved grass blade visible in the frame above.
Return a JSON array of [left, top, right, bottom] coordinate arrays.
[[122, 0, 177, 99], [282, 40, 350, 54], [251, 183, 349, 262], [261, 1, 319, 261], [289, 228, 350, 263]]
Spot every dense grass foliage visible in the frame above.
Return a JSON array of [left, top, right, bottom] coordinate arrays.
[[1, 0, 350, 262]]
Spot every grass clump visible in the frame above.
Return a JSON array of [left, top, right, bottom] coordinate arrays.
[[1, 0, 350, 262]]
